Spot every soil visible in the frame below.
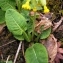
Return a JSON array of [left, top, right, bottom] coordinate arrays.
[[0, 27, 25, 63]]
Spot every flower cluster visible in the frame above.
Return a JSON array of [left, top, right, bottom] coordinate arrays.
[[22, 0, 50, 13]]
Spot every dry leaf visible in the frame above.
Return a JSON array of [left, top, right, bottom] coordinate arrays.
[[58, 48, 63, 53], [30, 12, 52, 33], [0, 24, 6, 34], [53, 17, 63, 31], [35, 18, 52, 33], [56, 25, 63, 32], [55, 53, 63, 63], [41, 34, 57, 63], [53, 42, 63, 63]]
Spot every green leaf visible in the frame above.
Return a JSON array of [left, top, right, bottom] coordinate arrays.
[[7, 61, 12, 63], [0, 0, 15, 11], [0, 9, 5, 24], [30, 0, 42, 10], [14, 35, 24, 40], [5, 9, 27, 35], [40, 0, 46, 6], [40, 27, 51, 39], [0, 61, 5, 63], [25, 43, 48, 63], [31, 0, 38, 7], [5, 9, 28, 41], [21, 9, 29, 19], [27, 21, 33, 34]]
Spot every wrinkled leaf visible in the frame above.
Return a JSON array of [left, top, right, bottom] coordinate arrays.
[[25, 43, 48, 63], [5, 9, 27, 35], [40, 27, 51, 39], [0, 0, 15, 11], [5, 9, 29, 41]]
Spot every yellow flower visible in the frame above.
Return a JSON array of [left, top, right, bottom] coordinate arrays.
[[22, 1, 31, 10], [33, 7, 37, 12], [44, 6, 49, 13]]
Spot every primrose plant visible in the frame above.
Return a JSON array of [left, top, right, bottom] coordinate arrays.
[[0, 0, 51, 63]]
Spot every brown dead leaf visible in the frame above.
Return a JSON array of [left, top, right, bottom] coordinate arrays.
[[53, 17, 63, 32], [56, 25, 63, 32], [35, 18, 52, 33], [0, 24, 6, 34], [30, 11, 52, 33], [55, 53, 63, 63], [54, 42, 63, 63], [41, 34, 57, 63], [57, 42, 63, 54], [58, 48, 63, 53], [57, 53, 63, 60]]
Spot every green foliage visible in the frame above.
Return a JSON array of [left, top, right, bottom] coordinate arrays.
[[0, 9, 5, 24], [7, 61, 13, 63], [40, 0, 46, 6], [5, 9, 30, 42], [40, 27, 51, 39], [21, 9, 30, 19], [5, 9, 27, 35], [30, 0, 43, 10], [0, 60, 12, 63], [25, 43, 48, 63], [0, 61, 5, 63], [0, 0, 15, 11]]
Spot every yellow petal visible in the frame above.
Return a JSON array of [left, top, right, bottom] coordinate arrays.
[[22, 2, 31, 10], [44, 6, 49, 13], [33, 7, 37, 12]]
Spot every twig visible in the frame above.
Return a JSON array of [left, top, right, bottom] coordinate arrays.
[[1, 54, 3, 61], [0, 40, 16, 48], [22, 42, 24, 56], [6, 55, 10, 63], [13, 41, 22, 63]]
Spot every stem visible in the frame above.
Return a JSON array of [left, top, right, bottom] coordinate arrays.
[[32, 12, 36, 41], [35, 26, 44, 42], [16, 0, 21, 12], [23, 31, 30, 42], [35, 34, 40, 42]]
